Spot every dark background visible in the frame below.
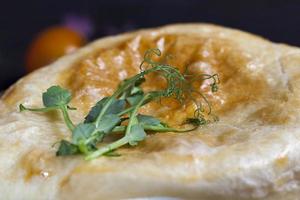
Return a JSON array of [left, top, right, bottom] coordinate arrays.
[[1, 0, 300, 90]]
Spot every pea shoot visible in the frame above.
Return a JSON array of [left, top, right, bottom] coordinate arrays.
[[20, 48, 219, 160]]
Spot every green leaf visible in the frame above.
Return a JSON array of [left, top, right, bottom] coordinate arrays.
[[96, 114, 121, 134], [56, 140, 79, 156], [127, 124, 146, 146], [80, 112, 121, 150], [137, 114, 161, 126], [42, 86, 72, 107], [72, 123, 96, 144], [84, 97, 108, 123], [127, 93, 144, 106], [84, 98, 125, 123], [108, 99, 126, 114]]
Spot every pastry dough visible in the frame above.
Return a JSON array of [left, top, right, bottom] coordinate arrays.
[[1, 24, 300, 200]]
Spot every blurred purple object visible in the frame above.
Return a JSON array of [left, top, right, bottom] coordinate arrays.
[[62, 14, 94, 38]]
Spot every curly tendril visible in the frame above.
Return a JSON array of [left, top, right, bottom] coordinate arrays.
[[140, 48, 220, 125]]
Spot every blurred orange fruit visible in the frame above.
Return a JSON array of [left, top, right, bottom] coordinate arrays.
[[25, 26, 86, 72]]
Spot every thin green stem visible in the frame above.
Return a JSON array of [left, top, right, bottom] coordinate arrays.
[[125, 93, 150, 135], [19, 104, 75, 131], [111, 125, 197, 133], [60, 105, 75, 131], [117, 106, 135, 116], [85, 136, 129, 160], [143, 125, 198, 132], [78, 140, 90, 154], [94, 97, 117, 128], [83, 131, 104, 145], [19, 104, 59, 112]]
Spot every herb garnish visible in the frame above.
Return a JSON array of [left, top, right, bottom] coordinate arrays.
[[20, 48, 219, 160]]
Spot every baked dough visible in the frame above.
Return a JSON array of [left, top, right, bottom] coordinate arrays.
[[1, 24, 300, 200]]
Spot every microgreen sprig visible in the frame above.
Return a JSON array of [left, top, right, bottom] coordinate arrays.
[[20, 86, 76, 131], [20, 48, 219, 160]]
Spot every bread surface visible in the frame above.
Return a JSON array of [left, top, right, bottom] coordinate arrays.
[[1, 24, 300, 200]]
